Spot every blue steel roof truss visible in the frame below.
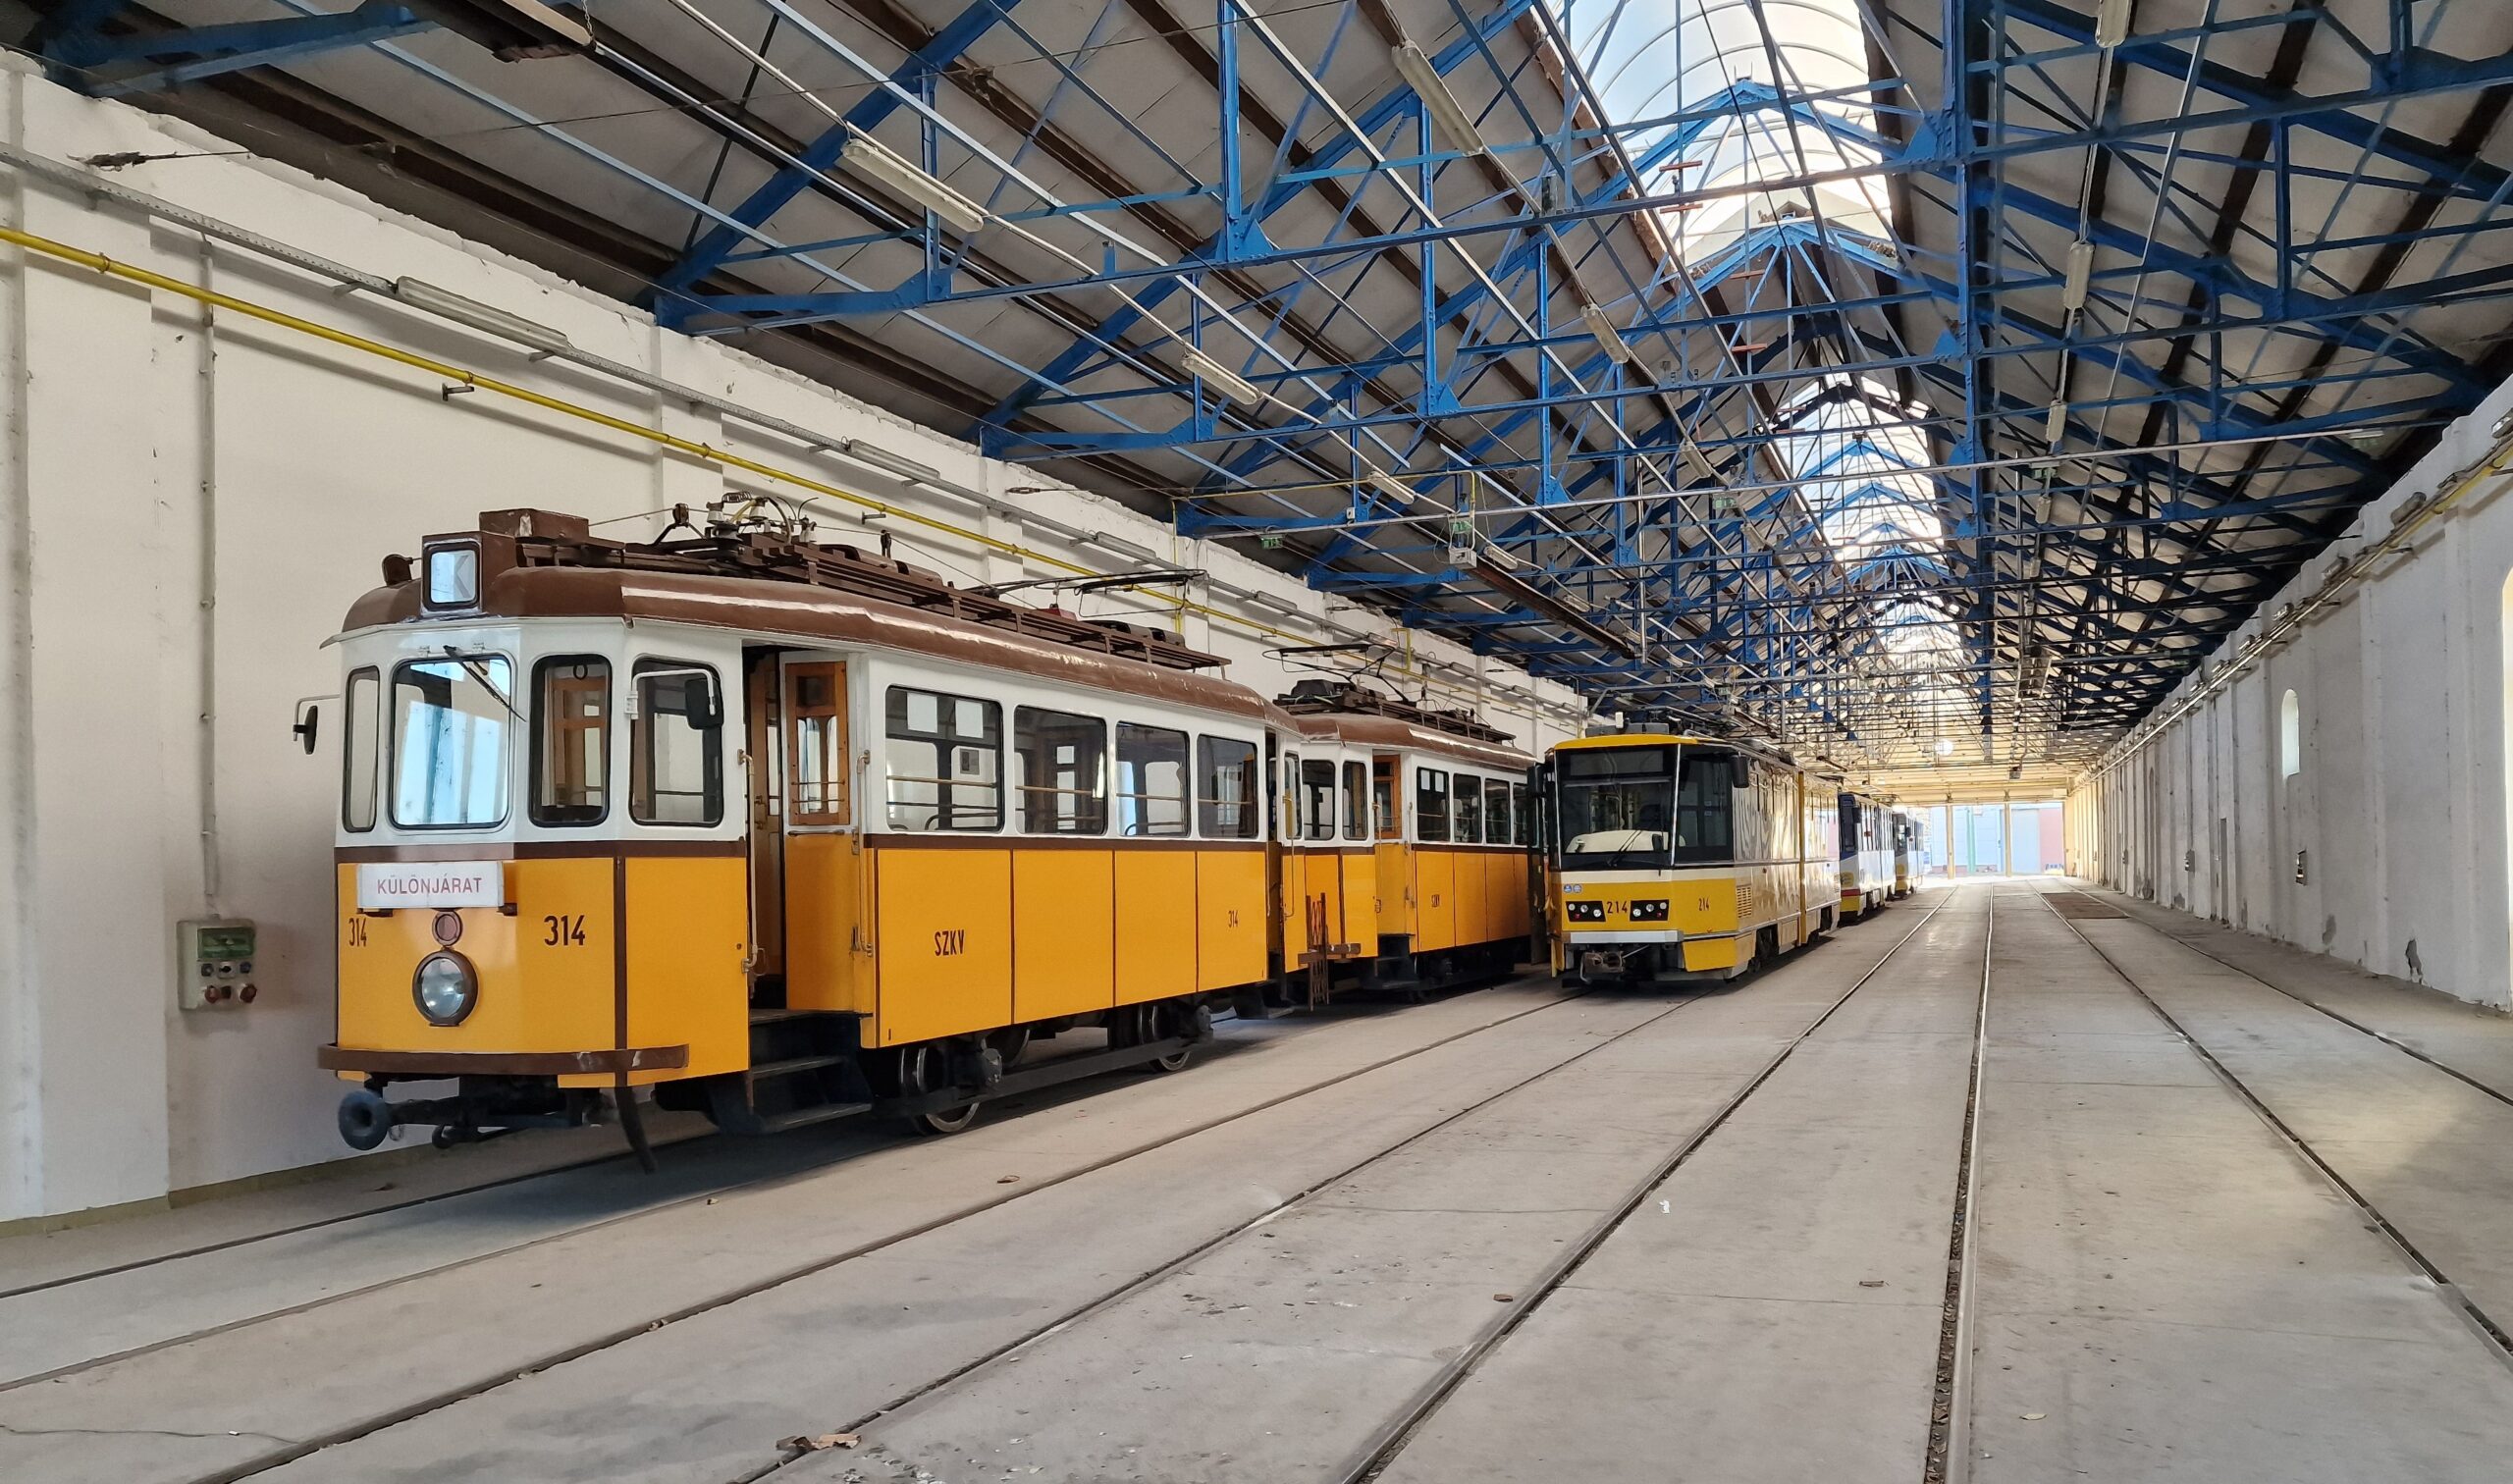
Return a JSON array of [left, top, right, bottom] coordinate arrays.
[[38, 0, 2513, 771]]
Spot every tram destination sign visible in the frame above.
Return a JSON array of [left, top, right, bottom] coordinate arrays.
[[356, 863, 504, 911]]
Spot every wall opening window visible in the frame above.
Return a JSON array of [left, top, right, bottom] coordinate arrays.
[[1014, 707, 1107, 834], [632, 662, 723, 826], [1197, 735, 1259, 837], [342, 666, 379, 832], [2279, 688, 2302, 779], [884, 686, 1001, 831], [787, 662, 850, 826], [1417, 768, 1451, 842], [531, 657, 610, 826], [1116, 723, 1190, 836], [1300, 759, 1337, 841], [1454, 774, 1483, 844], [390, 654, 514, 829], [1342, 761, 1370, 841], [1484, 778, 1515, 846]]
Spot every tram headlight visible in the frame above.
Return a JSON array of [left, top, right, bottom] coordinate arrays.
[[1564, 899, 1606, 923], [1630, 899, 1669, 923], [412, 951, 478, 1027]]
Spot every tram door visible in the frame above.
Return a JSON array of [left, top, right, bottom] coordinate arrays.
[[742, 651, 790, 992]]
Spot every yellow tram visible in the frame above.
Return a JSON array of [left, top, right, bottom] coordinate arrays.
[[318, 507, 1528, 1155], [1256, 682, 1533, 1011], [1837, 789, 1895, 920], [1542, 733, 1835, 985]]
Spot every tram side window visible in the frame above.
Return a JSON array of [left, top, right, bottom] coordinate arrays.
[[530, 657, 611, 826], [631, 662, 723, 826], [1342, 761, 1369, 841], [885, 687, 1002, 831], [1116, 723, 1190, 836], [1454, 773, 1483, 844], [1673, 751, 1736, 864], [342, 666, 379, 832], [787, 662, 849, 826], [1484, 777, 1514, 846], [1417, 768, 1451, 842], [1512, 780, 1531, 847], [1014, 707, 1107, 834], [1373, 757, 1401, 839], [1300, 760, 1337, 841], [1197, 735, 1259, 838], [390, 654, 514, 829]]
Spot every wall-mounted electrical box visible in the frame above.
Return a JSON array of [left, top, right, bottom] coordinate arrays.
[[179, 919, 259, 1010]]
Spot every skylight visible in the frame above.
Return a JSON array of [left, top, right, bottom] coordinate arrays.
[[1553, 0, 1895, 259], [1773, 375, 1943, 562]]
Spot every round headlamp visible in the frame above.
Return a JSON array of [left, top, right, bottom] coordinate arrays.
[[412, 951, 478, 1027]]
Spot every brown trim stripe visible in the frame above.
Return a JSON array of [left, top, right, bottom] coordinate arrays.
[[316, 1044, 689, 1076]]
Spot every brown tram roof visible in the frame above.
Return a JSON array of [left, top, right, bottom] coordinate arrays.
[[1275, 683, 1530, 772], [342, 558, 1275, 724]]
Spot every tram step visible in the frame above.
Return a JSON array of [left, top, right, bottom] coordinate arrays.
[[753, 1101, 874, 1134], [747, 1007, 822, 1025], [749, 1053, 850, 1081]]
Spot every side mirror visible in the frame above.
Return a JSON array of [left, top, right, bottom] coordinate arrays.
[[293, 700, 322, 755]]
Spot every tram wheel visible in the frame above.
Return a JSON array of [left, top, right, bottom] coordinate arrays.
[[992, 1025, 1031, 1068], [895, 1043, 981, 1137], [1144, 1001, 1195, 1074]]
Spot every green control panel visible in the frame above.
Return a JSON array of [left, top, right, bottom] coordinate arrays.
[[179, 919, 259, 1010]]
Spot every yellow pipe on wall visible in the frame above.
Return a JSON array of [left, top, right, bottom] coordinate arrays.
[[0, 220, 1506, 707]]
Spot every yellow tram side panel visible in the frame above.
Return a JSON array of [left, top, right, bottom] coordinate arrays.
[[334, 857, 615, 1075], [1340, 851, 1379, 956], [873, 847, 1013, 1046], [1452, 847, 1489, 946], [619, 855, 749, 1085], [783, 834, 872, 1016], [1374, 840, 1417, 942], [1116, 849, 1197, 1005], [1277, 845, 1341, 960], [1485, 850, 1530, 943], [1015, 847, 1116, 1023], [1416, 848, 1458, 952], [1197, 847, 1267, 992]]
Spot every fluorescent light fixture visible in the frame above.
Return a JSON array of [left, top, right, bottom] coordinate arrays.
[[1091, 532, 1158, 562], [392, 278, 571, 354], [1367, 471, 1417, 507], [2095, 0, 2134, 49], [839, 440, 940, 485], [1249, 591, 1300, 615], [2061, 239, 2096, 312], [1391, 43, 1490, 161], [2045, 399, 2068, 448], [1179, 346, 1261, 405], [840, 131, 988, 236], [1579, 301, 1635, 365]]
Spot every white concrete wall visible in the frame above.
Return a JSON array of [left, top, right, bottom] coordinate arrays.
[[0, 70, 1588, 1222], [2069, 372, 2513, 1009]]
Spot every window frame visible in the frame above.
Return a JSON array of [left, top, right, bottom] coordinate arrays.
[[1342, 760, 1369, 842], [883, 684, 1005, 833], [1373, 756, 1402, 840], [1299, 757, 1338, 842], [1012, 704, 1108, 836], [1454, 772, 1483, 844], [1416, 765, 1451, 843], [1196, 734, 1261, 839], [387, 652, 516, 832], [1483, 776, 1514, 846], [528, 655, 613, 828], [629, 658, 726, 828], [785, 661, 853, 828], [342, 665, 380, 833], [1115, 720, 1192, 838]]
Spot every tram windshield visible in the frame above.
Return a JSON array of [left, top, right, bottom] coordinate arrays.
[[1557, 745, 1737, 871], [390, 653, 515, 828]]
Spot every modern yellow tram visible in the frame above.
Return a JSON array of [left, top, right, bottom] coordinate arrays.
[[1541, 733, 1836, 985], [316, 506, 1529, 1156], [1837, 789, 1895, 920]]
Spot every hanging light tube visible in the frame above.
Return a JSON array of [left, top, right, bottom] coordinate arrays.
[[840, 131, 989, 236], [2061, 239, 2096, 312], [1579, 301, 1635, 365], [1367, 470, 1417, 507], [2095, 0, 2135, 49], [2045, 399, 2068, 449], [1179, 346, 1261, 406], [1391, 43, 1492, 161], [836, 439, 940, 485]]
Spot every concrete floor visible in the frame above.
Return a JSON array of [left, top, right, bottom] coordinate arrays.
[[6, 881, 2513, 1483]]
